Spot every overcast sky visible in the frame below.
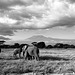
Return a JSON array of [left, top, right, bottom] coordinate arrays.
[[0, 0, 75, 41]]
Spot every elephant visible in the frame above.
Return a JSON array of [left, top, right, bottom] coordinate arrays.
[[13, 48, 21, 58], [13, 44, 28, 58], [22, 44, 29, 57], [13, 43, 39, 60], [23, 43, 39, 61]]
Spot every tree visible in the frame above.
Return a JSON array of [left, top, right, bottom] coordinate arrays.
[[70, 44, 75, 48], [63, 44, 70, 49], [14, 43, 20, 48], [54, 43, 63, 48], [0, 40, 5, 45], [46, 45, 53, 49], [37, 42, 46, 48]]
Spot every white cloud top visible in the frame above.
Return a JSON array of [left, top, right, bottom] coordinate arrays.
[[0, 16, 17, 24], [0, 0, 75, 36]]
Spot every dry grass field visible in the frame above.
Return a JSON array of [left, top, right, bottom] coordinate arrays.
[[0, 48, 75, 75]]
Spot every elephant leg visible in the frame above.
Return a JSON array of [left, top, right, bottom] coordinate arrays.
[[33, 56, 35, 60], [28, 55, 30, 60], [13, 53, 17, 59], [24, 51, 28, 60], [30, 56, 33, 60], [36, 56, 39, 61], [23, 51, 25, 57], [32, 56, 35, 60], [19, 52, 21, 58], [27, 53, 32, 60], [36, 54, 39, 61], [35, 54, 39, 61], [13, 51, 17, 58], [33, 56, 36, 60], [13, 52, 15, 57], [32, 56, 34, 60], [26, 52, 33, 60], [34, 56, 38, 61], [26, 54, 30, 60]]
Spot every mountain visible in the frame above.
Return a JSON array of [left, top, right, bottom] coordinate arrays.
[[5, 35, 75, 45], [25, 35, 75, 45], [26, 35, 50, 42]]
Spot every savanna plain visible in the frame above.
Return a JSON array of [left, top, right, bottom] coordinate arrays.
[[0, 48, 75, 75]]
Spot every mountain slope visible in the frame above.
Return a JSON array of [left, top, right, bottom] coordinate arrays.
[[25, 35, 75, 45], [26, 35, 50, 42], [5, 35, 75, 45]]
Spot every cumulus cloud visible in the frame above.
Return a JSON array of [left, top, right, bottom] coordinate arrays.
[[0, 0, 75, 33], [0, 23, 17, 36], [0, 16, 17, 24], [67, 0, 75, 4], [7, 0, 75, 29], [0, 0, 27, 10], [0, 0, 43, 10], [0, 29, 14, 36], [0, 36, 10, 40]]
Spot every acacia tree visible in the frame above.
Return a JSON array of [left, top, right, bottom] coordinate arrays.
[[54, 43, 64, 48], [46, 45, 53, 49], [14, 43, 20, 48], [37, 42, 46, 48]]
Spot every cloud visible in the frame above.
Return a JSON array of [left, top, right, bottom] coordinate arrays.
[[52, 17, 75, 28], [0, 29, 14, 36], [0, 36, 10, 40], [7, 0, 75, 29], [0, 0, 43, 10], [0, 23, 17, 36], [67, 0, 75, 4], [0, 0, 75, 31], [0, 16, 17, 24], [0, 0, 26, 10], [8, 7, 32, 20]]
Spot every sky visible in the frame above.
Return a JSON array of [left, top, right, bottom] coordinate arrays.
[[0, 0, 75, 41]]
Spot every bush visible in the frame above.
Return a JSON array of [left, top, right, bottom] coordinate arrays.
[[37, 42, 46, 48], [46, 45, 53, 49]]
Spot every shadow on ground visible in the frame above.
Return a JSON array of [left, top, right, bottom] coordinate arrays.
[[0, 56, 23, 60], [0, 56, 70, 61], [40, 56, 69, 61]]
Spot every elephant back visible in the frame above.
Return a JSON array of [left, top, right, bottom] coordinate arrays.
[[27, 45, 39, 56]]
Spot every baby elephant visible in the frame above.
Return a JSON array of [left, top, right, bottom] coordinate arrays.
[[13, 48, 21, 58]]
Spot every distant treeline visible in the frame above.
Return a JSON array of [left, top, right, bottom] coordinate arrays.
[[0, 42, 75, 49]]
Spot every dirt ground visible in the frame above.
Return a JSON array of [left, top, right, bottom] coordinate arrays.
[[0, 48, 75, 75]]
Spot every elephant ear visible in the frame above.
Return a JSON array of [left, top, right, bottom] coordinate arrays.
[[31, 42, 37, 46]]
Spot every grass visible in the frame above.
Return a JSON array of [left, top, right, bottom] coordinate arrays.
[[0, 48, 75, 75]]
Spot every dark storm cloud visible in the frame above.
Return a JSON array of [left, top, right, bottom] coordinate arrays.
[[0, 0, 75, 30], [67, 0, 75, 3], [0, 24, 17, 36], [0, 0, 45, 10], [8, 11, 32, 20], [0, 0, 41, 10], [0, 36, 10, 40], [0, 29, 14, 36], [49, 17, 75, 28], [0, 0, 27, 10]]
